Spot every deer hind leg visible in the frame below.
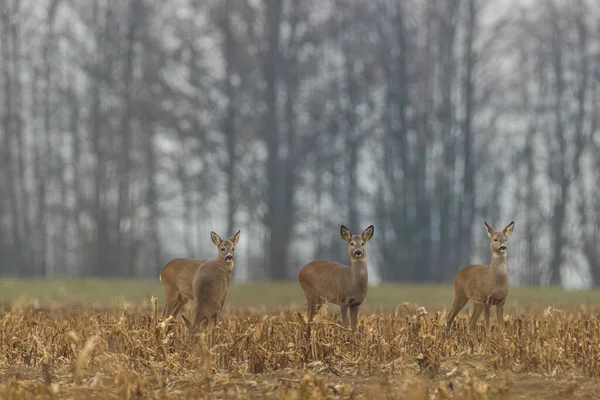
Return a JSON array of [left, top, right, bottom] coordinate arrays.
[[171, 294, 189, 319], [306, 295, 325, 338], [446, 294, 469, 333], [306, 296, 317, 324], [306, 293, 325, 322], [314, 297, 325, 315], [162, 288, 181, 319]]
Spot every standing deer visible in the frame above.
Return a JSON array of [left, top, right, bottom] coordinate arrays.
[[159, 231, 240, 321], [181, 230, 240, 337], [445, 221, 515, 337], [298, 225, 374, 332]]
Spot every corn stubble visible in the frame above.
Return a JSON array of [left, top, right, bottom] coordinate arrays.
[[0, 303, 599, 399]]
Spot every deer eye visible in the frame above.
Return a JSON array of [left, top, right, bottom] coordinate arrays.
[[494, 238, 498, 242], [232, 248, 235, 252], [221, 248, 225, 252], [350, 242, 355, 246]]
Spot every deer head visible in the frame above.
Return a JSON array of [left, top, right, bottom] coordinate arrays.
[[211, 230, 241, 269], [340, 225, 375, 262], [484, 221, 514, 255]]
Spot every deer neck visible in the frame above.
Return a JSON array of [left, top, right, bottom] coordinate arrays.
[[350, 259, 368, 283], [489, 252, 508, 280], [225, 264, 233, 288]]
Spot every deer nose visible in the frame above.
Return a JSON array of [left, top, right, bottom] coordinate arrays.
[[499, 244, 507, 251], [354, 249, 363, 258], [225, 254, 233, 261]]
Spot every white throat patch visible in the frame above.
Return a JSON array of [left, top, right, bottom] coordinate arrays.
[[496, 263, 508, 276]]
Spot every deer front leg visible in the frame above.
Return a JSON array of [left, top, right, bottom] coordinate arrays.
[[496, 304, 505, 333], [483, 304, 491, 334], [340, 304, 349, 329], [349, 306, 359, 332]]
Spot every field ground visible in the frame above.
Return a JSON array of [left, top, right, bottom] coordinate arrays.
[[0, 279, 599, 311], [0, 279, 599, 399]]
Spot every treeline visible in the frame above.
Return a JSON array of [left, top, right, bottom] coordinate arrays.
[[0, 0, 598, 286]]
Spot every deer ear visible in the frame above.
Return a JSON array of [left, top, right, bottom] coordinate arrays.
[[503, 221, 514, 238], [340, 225, 352, 242], [210, 231, 222, 246], [362, 225, 374, 242], [229, 230, 241, 245], [484, 221, 495, 238]]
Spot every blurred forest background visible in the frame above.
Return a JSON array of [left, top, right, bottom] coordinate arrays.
[[0, 0, 598, 287]]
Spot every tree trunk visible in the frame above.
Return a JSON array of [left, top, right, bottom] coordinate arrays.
[[116, 0, 140, 276], [459, 0, 476, 269], [262, 0, 288, 280], [222, 0, 238, 241], [0, 4, 25, 275], [436, 0, 459, 282]]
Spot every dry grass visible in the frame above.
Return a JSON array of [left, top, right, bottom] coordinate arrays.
[[1, 300, 599, 399]]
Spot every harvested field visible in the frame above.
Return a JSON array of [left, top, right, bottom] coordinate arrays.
[[0, 281, 599, 399]]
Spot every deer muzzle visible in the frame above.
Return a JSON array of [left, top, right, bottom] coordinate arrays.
[[499, 244, 507, 252], [225, 254, 233, 261], [354, 249, 363, 258]]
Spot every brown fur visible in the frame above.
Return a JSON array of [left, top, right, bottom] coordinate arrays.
[[181, 230, 240, 337], [159, 230, 240, 320], [181, 260, 231, 336], [298, 225, 374, 332], [445, 221, 515, 337], [159, 258, 205, 319]]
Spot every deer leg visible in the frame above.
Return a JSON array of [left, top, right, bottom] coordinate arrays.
[[304, 295, 317, 337], [446, 295, 468, 333], [171, 294, 189, 319], [468, 303, 484, 340], [483, 304, 491, 334], [340, 304, 349, 329], [349, 306, 359, 332], [314, 298, 325, 315], [162, 288, 180, 319], [307, 297, 317, 324], [496, 304, 505, 333], [208, 313, 220, 348]]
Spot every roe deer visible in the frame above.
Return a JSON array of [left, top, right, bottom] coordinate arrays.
[[298, 225, 374, 332], [181, 230, 240, 337], [159, 230, 240, 320], [445, 221, 515, 337]]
